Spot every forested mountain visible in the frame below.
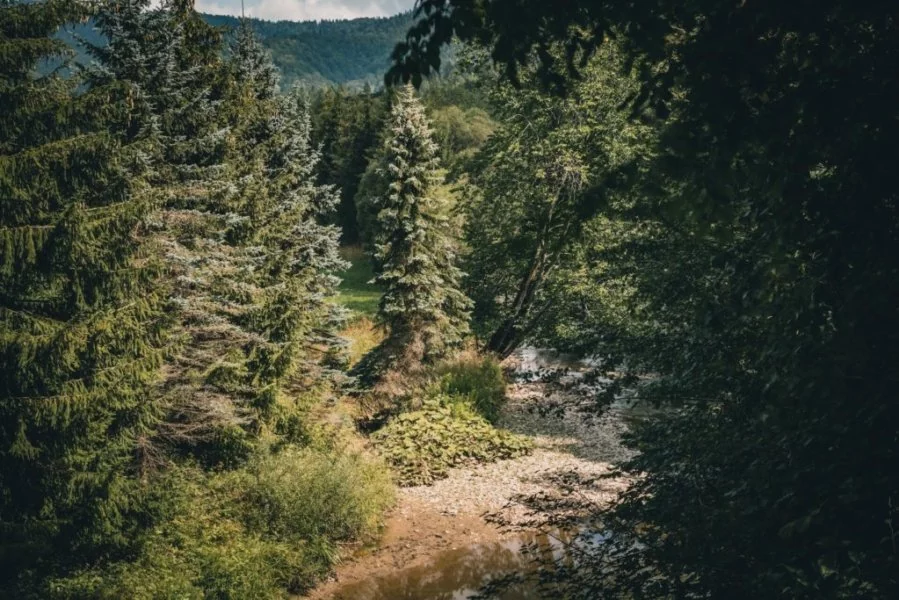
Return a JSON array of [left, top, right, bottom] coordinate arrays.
[[55, 11, 415, 88], [204, 13, 415, 88]]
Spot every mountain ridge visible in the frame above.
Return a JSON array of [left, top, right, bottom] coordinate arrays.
[[55, 10, 415, 88]]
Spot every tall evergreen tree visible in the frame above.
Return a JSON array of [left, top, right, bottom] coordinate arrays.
[[231, 18, 279, 101], [93, 4, 343, 455], [359, 85, 470, 375], [223, 25, 346, 432], [89, 0, 263, 464], [0, 0, 169, 570]]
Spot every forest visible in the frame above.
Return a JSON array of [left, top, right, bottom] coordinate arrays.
[[1, 0, 897, 599], [55, 9, 416, 88]]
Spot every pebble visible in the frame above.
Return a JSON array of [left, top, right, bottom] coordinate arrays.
[[402, 382, 634, 526]]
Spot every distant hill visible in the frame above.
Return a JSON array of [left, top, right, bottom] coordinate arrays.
[[53, 11, 415, 89], [204, 13, 415, 89]]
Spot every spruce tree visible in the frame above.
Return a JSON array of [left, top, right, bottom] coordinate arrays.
[[93, 4, 343, 455], [0, 0, 168, 567], [91, 0, 263, 461], [362, 85, 471, 374], [231, 18, 279, 101], [224, 26, 345, 430]]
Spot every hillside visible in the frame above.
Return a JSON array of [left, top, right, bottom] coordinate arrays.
[[204, 12, 415, 88], [54, 11, 414, 88]]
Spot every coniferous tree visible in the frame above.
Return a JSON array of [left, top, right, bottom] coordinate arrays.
[[0, 0, 169, 569], [358, 85, 471, 376], [94, 1, 343, 457], [90, 0, 262, 463], [224, 26, 346, 431], [232, 18, 279, 101]]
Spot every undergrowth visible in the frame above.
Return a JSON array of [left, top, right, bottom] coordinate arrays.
[[46, 448, 393, 599], [372, 396, 532, 486], [435, 354, 507, 423], [340, 316, 385, 368]]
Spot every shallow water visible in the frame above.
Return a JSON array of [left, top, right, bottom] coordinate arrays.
[[328, 530, 597, 600], [328, 348, 640, 600]]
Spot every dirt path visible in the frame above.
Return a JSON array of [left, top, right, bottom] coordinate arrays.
[[304, 379, 633, 599]]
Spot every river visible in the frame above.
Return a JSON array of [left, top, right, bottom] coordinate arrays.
[[323, 347, 649, 599]]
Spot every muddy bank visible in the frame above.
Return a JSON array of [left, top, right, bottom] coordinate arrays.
[[303, 495, 516, 599]]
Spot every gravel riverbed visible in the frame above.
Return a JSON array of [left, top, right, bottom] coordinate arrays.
[[403, 380, 635, 526], [303, 373, 635, 598]]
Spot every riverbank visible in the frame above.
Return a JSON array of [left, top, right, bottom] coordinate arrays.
[[304, 368, 633, 599]]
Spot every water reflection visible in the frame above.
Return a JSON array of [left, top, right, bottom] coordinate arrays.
[[328, 530, 594, 600]]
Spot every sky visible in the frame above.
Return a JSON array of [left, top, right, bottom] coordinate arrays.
[[194, 0, 415, 21]]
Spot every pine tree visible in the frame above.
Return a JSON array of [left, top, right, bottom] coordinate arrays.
[[0, 0, 168, 567], [223, 25, 346, 430], [361, 85, 471, 374], [231, 18, 279, 101]]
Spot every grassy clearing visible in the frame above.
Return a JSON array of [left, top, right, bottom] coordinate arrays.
[[341, 317, 385, 368], [337, 246, 382, 320]]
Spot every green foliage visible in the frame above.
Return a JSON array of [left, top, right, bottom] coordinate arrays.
[[393, 1, 899, 598], [0, 0, 170, 573], [358, 85, 472, 376], [45, 450, 392, 599], [427, 104, 495, 171], [89, 1, 346, 451], [231, 18, 279, 100], [372, 398, 531, 486], [2, 2, 364, 597], [435, 355, 506, 423], [461, 43, 651, 357], [311, 87, 388, 242], [242, 447, 394, 544]]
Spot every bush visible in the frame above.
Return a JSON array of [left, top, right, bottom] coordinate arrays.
[[242, 447, 394, 544], [372, 398, 532, 486], [435, 354, 507, 423], [44, 449, 394, 599], [45, 474, 319, 600]]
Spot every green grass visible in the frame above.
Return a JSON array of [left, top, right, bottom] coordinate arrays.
[[337, 246, 382, 319]]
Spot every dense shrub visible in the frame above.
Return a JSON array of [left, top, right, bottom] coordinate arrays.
[[242, 448, 394, 543], [435, 354, 506, 423], [372, 398, 531, 486], [44, 449, 393, 599]]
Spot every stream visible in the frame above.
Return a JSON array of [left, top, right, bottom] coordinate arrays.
[[328, 529, 604, 600], [326, 347, 651, 599]]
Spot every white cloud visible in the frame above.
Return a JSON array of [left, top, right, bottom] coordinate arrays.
[[194, 0, 412, 21]]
